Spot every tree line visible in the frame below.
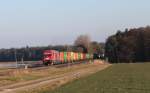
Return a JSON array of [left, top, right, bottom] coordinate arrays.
[[0, 35, 104, 62], [105, 26, 150, 63]]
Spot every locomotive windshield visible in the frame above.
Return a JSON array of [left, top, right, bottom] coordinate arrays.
[[44, 54, 52, 57]]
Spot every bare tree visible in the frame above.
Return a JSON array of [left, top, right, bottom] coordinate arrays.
[[74, 35, 91, 53]]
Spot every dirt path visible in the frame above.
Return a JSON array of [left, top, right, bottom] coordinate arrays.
[[0, 62, 111, 93]]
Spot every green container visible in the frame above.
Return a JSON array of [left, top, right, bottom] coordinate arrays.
[[64, 52, 67, 62], [86, 54, 90, 59], [78, 53, 81, 60]]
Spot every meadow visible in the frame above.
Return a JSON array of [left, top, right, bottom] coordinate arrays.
[[43, 63, 150, 93]]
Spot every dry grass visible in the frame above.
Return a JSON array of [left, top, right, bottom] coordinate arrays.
[[0, 61, 104, 87], [15, 61, 109, 93]]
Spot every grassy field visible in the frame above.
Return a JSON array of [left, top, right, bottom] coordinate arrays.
[[41, 63, 150, 93]]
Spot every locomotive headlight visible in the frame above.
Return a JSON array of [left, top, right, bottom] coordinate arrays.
[[46, 58, 49, 60]]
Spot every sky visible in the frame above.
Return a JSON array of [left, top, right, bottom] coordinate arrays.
[[0, 0, 150, 48]]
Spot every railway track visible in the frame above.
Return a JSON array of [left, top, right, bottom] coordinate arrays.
[[29, 60, 90, 71], [0, 60, 92, 72]]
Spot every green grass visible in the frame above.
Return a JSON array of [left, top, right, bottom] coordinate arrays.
[[42, 63, 150, 93]]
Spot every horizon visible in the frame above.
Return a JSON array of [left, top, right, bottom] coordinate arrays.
[[0, 0, 150, 48]]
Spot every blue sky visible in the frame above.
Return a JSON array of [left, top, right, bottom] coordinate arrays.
[[0, 0, 150, 48]]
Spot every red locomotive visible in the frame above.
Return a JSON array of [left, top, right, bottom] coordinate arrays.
[[43, 50, 60, 65]]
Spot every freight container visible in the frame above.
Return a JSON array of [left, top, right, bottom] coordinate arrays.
[[76, 53, 79, 61], [67, 52, 71, 62], [86, 54, 90, 59], [81, 53, 83, 60], [59, 52, 64, 63], [78, 53, 81, 60], [64, 52, 67, 62], [73, 52, 76, 61], [71, 52, 74, 62], [74, 53, 78, 61], [90, 54, 93, 59], [83, 53, 86, 60]]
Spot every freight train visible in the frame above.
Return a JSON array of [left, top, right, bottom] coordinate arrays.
[[43, 50, 93, 65]]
